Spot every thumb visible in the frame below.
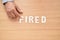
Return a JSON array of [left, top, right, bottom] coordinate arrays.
[[15, 5, 23, 14]]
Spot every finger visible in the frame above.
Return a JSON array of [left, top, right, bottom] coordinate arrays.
[[11, 10, 16, 18], [13, 9, 20, 17], [15, 5, 23, 14], [7, 10, 15, 19], [7, 11, 13, 18]]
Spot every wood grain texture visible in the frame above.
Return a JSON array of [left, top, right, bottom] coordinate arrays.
[[0, 0, 60, 40]]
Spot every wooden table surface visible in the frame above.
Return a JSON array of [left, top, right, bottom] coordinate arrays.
[[0, 0, 60, 40]]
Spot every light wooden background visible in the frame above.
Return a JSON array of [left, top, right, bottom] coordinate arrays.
[[0, 0, 60, 40]]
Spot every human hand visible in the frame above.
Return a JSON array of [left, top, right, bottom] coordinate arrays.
[[4, 2, 23, 19]]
